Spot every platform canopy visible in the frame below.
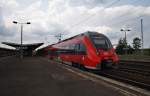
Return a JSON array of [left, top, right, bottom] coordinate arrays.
[[2, 42, 43, 56]]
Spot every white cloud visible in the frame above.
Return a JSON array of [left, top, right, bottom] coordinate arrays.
[[0, 0, 150, 48]]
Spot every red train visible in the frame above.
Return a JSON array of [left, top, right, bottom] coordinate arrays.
[[44, 31, 119, 70]]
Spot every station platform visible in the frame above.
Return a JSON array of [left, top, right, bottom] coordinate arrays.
[[0, 56, 147, 96]]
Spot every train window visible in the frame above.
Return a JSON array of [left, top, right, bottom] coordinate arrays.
[[74, 44, 80, 51], [69, 44, 75, 50], [48, 50, 58, 55], [65, 45, 69, 49], [61, 45, 69, 50], [93, 39, 105, 45], [92, 37, 110, 50]]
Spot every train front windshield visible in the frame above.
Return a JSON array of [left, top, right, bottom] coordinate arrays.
[[92, 36, 112, 50]]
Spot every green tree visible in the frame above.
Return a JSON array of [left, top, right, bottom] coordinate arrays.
[[116, 38, 126, 54], [127, 45, 134, 54], [116, 38, 133, 55], [132, 37, 141, 51]]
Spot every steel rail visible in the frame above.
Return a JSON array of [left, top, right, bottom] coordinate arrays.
[[98, 71, 150, 90]]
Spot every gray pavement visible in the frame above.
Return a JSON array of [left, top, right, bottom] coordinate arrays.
[[0, 57, 126, 96]]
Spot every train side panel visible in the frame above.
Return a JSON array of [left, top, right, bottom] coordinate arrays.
[[47, 31, 119, 70]]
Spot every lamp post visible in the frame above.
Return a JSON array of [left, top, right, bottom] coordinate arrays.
[[120, 28, 131, 54], [120, 28, 131, 44], [141, 19, 144, 55], [13, 21, 31, 59]]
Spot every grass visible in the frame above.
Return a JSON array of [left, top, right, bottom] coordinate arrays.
[[119, 54, 150, 61]]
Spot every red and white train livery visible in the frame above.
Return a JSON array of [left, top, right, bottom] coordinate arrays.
[[46, 31, 119, 70]]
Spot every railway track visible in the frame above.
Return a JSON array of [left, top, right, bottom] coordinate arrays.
[[84, 60, 150, 90], [96, 60, 150, 90], [55, 60, 150, 90], [119, 60, 150, 68], [118, 60, 150, 77], [97, 69, 150, 90], [118, 66, 150, 76]]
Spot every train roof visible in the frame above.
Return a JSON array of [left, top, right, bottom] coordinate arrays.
[[55, 31, 107, 44], [37, 31, 108, 51], [85, 31, 107, 37]]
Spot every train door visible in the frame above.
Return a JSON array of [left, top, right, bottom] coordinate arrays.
[[73, 44, 80, 62], [74, 43, 86, 64]]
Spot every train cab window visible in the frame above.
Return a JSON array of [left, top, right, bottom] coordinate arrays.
[[93, 38, 108, 48], [92, 36, 112, 50]]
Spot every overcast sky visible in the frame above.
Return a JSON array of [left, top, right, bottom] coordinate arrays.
[[0, 0, 150, 48]]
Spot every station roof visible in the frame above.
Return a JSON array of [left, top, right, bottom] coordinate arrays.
[[2, 42, 43, 50], [0, 47, 16, 51]]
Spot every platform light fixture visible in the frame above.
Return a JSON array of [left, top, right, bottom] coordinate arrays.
[[13, 20, 31, 59], [120, 28, 131, 55]]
